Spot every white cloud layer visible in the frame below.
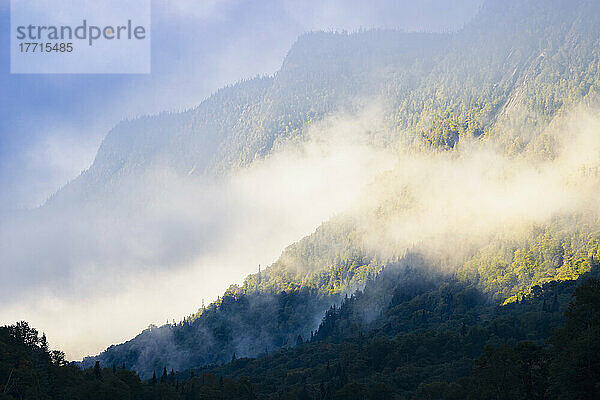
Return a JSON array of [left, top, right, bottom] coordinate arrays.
[[0, 107, 395, 359]]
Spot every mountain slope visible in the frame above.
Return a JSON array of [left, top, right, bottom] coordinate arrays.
[[48, 30, 445, 208], [5, 270, 600, 399], [79, 0, 600, 380], [180, 268, 600, 400]]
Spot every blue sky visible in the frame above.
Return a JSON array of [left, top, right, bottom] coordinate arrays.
[[0, 0, 481, 210]]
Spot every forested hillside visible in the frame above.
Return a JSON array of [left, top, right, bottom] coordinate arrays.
[[52, 0, 600, 207], [48, 30, 446, 206], [4, 267, 600, 399], [185, 268, 600, 399], [74, 0, 600, 381]]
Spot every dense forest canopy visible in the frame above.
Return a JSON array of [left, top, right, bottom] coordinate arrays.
[[3, 271, 600, 398]]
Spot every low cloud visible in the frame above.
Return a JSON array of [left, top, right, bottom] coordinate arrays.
[[355, 106, 600, 268], [0, 104, 395, 359]]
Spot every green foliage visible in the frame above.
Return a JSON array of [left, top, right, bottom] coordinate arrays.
[[547, 279, 600, 399], [3, 271, 599, 399], [458, 216, 600, 301], [0, 321, 147, 400], [176, 267, 597, 399]]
